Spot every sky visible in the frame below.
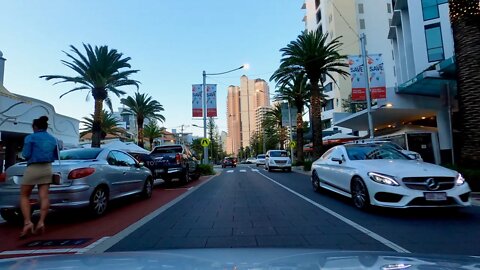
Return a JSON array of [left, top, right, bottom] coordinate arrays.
[[0, 0, 304, 136]]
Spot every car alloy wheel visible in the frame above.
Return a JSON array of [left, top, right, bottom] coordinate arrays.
[[351, 177, 370, 209], [90, 187, 108, 216], [312, 171, 321, 192]]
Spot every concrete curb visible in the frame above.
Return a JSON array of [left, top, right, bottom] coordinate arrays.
[[292, 166, 311, 176]]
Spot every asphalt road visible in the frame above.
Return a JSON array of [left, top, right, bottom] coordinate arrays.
[[108, 164, 480, 255]]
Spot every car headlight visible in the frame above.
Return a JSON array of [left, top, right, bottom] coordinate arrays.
[[368, 172, 399, 186], [456, 173, 465, 186]]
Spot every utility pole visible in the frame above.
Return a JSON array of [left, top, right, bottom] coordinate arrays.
[[360, 33, 374, 139]]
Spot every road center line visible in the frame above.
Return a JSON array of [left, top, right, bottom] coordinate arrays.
[[256, 171, 411, 253]]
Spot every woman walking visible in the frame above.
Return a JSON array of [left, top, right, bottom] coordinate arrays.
[[19, 116, 58, 238]]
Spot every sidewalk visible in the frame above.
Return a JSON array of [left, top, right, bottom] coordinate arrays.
[[292, 166, 311, 176]]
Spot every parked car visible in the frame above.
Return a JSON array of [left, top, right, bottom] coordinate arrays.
[[130, 152, 156, 175], [310, 143, 471, 209], [246, 157, 257, 164], [256, 154, 266, 167], [222, 157, 237, 168], [265, 150, 292, 172], [150, 144, 199, 184], [0, 148, 153, 223]]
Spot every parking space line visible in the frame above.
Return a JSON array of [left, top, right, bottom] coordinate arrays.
[[239, 169, 246, 173], [226, 170, 234, 173], [256, 171, 411, 253]]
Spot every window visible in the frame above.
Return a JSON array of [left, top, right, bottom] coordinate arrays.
[[358, 3, 364, 14], [387, 3, 392, 13], [422, 0, 440, 21], [324, 99, 334, 111], [112, 151, 137, 167], [359, 19, 365, 29], [322, 119, 332, 129], [320, 148, 334, 160], [324, 82, 333, 93], [425, 23, 444, 62]]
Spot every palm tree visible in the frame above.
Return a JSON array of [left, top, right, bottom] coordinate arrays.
[[449, 1, 480, 166], [274, 72, 310, 162], [80, 110, 122, 140], [264, 103, 287, 151], [143, 121, 163, 150], [273, 31, 349, 158], [41, 44, 139, 148], [121, 92, 165, 148]]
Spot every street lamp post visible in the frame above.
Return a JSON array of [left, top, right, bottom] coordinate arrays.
[[202, 64, 247, 164], [360, 33, 375, 139]]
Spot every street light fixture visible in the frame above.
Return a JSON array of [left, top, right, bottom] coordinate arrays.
[[201, 64, 248, 164]]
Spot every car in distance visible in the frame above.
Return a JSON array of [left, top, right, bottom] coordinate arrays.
[[0, 148, 153, 223], [246, 157, 257, 164], [222, 157, 237, 168], [265, 150, 292, 172], [150, 144, 199, 184], [256, 154, 266, 167], [310, 144, 471, 209]]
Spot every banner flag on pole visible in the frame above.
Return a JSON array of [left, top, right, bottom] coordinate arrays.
[[348, 54, 386, 101], [192, 84, 203, 117], [206, 84, 217, 117]]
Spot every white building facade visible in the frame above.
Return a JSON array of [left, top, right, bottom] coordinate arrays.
[[303, 0, 396, 134], [334, 0, 456, 164]]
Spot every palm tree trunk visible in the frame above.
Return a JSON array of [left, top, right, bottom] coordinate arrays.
[[137, 117, 145, 148], [149, 138, 154, 150], [91, 99, 103, 148], [310, 77, 323, 159], [296, 111, 304, 163], [450, 0, 480, 166]]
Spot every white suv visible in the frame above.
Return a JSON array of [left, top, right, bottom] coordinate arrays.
[[265, 150, 292, 172]]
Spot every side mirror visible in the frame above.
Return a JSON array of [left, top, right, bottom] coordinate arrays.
[[266, 155, 269, 158], [407, 154, 417, 160], [331, 157, 343, 164], [137, 162, 145, 167]]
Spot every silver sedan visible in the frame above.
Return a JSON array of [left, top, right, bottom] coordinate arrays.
[[0, 148, 153, 223]]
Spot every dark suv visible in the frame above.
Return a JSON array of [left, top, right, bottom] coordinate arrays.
[[222, 157, 237, 168], [150, 145, 199, 184]]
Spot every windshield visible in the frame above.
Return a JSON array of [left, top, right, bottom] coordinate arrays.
[[151, 147, 182, 155], [346, 145, 410, 160], [3, 0, 479, 263], [59, 148, 102, 160], [269, 151, 288, 157]]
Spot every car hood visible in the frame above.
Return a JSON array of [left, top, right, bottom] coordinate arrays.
[[1, 249, 478, 269], [352, 159, 458, 178]]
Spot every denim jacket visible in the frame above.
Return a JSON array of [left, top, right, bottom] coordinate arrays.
[[22, 130, 59, 165]]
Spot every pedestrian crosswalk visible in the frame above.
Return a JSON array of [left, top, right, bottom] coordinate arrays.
[[224, 168, 258, 173]]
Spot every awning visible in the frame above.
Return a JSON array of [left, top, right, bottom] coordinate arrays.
[[396, 70, 453, 97], [334, 107, 436, 131], [436, 56, 456, 78]]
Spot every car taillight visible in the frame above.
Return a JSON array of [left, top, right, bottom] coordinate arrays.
[[175, 154, 181, 164], [68, 168, 95, 180]]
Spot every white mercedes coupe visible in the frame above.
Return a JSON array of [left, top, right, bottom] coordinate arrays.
[[311, 143, 471, 209]]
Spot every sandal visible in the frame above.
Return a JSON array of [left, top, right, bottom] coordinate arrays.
[[19, 222, 35, 239], [34, 223, 45, 235]]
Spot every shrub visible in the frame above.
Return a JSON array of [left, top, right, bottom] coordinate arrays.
[[197, 164, 215, 175], [303, 161, 313, 171]]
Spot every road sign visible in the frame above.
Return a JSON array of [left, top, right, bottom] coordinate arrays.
[[290, 141, 297, 148], [201, 138, 210, 147]]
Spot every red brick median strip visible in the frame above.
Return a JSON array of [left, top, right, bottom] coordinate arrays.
[[0, 176, 212, 259]]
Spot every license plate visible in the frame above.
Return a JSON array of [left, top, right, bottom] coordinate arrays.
[[424, 192, 447, 201], [155, 169, 164, 174]]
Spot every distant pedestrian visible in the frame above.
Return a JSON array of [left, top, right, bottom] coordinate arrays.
[[19, 116, 58, 238]]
